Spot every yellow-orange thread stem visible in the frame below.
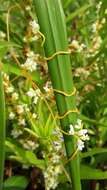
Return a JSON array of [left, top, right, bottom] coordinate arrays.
[[44, 50, 71, 61], [65, 148, 78, 165], [56, 108, 79, 120], [60, 129, 71, 136], [38, 31, 46, 47], [54, 87, 76, 97]]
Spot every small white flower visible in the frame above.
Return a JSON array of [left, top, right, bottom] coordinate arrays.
[[22, 140, 38, 150], [21, 52, 39, 72], [25, 6, 31, 11], [77, 119, 82, 126], [26, 51, 34, 57], [26, 88, 35, 97], [24, 104, 30, 112], [6, 86, 14, 93], [92, 23, 97, 33], [16, 105, 24, 114], [33, 96, 38, 104], [69, 124, 75, 135], [78, 129, 88, 136], [3, 73, 9, 80], [81, 134, 90, 141], [35, 89, 41, 96], [53, 141, 62, 151], [32, 113, 37, 119], [30, 35, 39, 41], [105, 9, 107, 14], [77, 139, 85, 151], [101, 18, 106, 24], [54, 165, 62, 174], [21, 57, 37, 72], [71, 40, 80, 49], [9, 112, 15, 120], [74, 119, 82, 129], [29, 20, 40, 34], [11, 92, 19, 101], [96, 1, 102, 10], [18, 118, 26, 126], [11, 128, 22, 138], [27, 140, 36, 147], [51, 154, 60, 163], [43, 83, 50, 93]]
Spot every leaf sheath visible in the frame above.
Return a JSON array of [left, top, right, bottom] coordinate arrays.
[[34, 0, 81, 189], [0, 71, 5, 190]]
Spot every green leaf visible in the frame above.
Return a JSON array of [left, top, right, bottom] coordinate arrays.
[[0, 41, 21, 58], [81, 165, 107, 180], [0, 71, 5, 190], [44, 114, 53, 137], [26, 112, 41, 137], [38, 98, 47, 127], [81, 148, 107, 158], [3, 176, 29, 190], [63, 0, 74, 9], [25, 151, 45, 170], [5, 140, 45, 170], [34, 0, 81, 189], [1, 62, 43, 85], [5, 140, 27, 164], [66, 4, 92, 23], [24, 128, 38, 138], [0, 41, 21, 49]]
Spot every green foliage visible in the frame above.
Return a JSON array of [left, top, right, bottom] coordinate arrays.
[[5, 140, 45, 169], [0, 0, 107, 189], [81, 165, 107, 180], [3, 176, 29, 190]]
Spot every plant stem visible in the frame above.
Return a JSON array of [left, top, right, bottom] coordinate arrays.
[[0, 71, 5, 190], [34, 0, 81, 189]]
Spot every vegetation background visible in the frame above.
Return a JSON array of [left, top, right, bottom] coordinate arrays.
[[0, 0, 107, 190]]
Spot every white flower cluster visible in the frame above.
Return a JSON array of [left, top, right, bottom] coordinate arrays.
[[11, 128, 23, 138], [69, 119, 89, 151], [3, 73, 41, 156], [92, 18, 106, 33], [70, 40, 86, 53], [44, 153, 62, 190], [96, 1, 102, 13], [29, 20, 40, 34], [42, 126, 64, 190], [53, 141, 62, 152], [29, 20, 40, 41], [43, 81, 53, 99], [26, 87, 41, 105], [16, 104, 24, 114], [74, 67, 90, 79], [9, 112, 15, 120], [3, 73, 28, 135], [19, 139, 39, 150], [90, 36, 102, 53], [3, 73, 14, 93], [3, 73, 19, 101], [21, 51, 39, 72], [43, 81, 52, 93]]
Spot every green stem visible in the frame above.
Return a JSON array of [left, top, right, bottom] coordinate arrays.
[[0, 71, 5, 190], [34, 0, 81, 189]]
